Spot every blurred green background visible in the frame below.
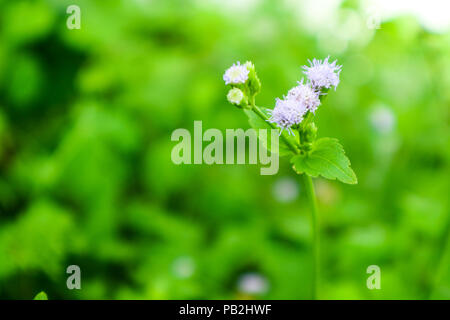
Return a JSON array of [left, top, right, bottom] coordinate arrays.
[[0, 0, 449, 300]]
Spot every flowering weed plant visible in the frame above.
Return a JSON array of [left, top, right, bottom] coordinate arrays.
[[223, 57, 357, 299]]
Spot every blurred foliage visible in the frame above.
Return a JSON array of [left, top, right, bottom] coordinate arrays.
[[0, 0, 449, 299], [33, 291, 48, 300]]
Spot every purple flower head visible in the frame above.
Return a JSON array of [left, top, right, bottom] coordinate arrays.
[[287, 79, 321, 113], [303, 56, 342, 90], [268, 97, 307, 134]]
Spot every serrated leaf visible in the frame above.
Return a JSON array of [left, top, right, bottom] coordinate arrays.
[[244, 109, 298, 157], [33, 291, 48, 300], [290, 138, 357, 184]]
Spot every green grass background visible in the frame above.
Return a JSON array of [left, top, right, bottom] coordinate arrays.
[[0, 0, 448, 299]]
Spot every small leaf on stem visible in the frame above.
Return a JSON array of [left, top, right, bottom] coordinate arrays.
[[291, 138, 357, 184]]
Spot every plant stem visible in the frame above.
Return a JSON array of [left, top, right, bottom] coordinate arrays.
[[251, 105, 300, 154], [301, 111, 314, 130], [302, 174, 319, 300], [251, 103, 320, 299]]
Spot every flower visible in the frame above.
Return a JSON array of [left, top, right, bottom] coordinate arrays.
[[268, 97, 307, 134], [303, 56, 342, 90], [223, 61, 249, 85], [287, 79, 321, 113], [227, 88, 245, 105]]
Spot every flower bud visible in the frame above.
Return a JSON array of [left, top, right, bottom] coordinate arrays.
[[304, 122, 317, 142], [227, 88, 248, 109], [244, 61, 261, 97]]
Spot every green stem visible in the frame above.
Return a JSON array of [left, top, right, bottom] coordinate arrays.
[[251, 103, 319, 299], [251, 105, 300, 154], [301, 112, 314, 131], [300, 91, 327, 131], [302, 174, 319, 300]]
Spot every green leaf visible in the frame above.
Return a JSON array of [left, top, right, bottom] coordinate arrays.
[[33, 291, 48, 300], [244, 109, 298, 157], [290, 138, 357, 184]]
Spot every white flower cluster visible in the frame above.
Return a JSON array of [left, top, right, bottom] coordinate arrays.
[[268, 57, 342, 133], [223, 61, 249, 85]]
